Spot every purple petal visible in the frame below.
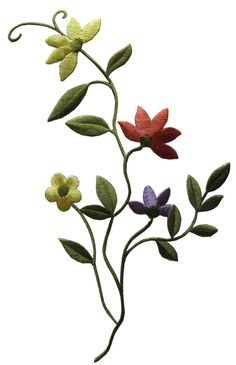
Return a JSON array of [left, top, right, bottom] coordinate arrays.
[[129, 201, 146, 214], [143, 186, 157, 208], [156, 188, 171, 206], [159, 204, 172, 217]]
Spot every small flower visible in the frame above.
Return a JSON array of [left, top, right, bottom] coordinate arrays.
[[129, 186, 172, 219], [119, 106, 181, 159], [45, 173, 82, 212], [46, 18, 101, 81]]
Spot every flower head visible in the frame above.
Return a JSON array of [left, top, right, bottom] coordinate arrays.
[[129, 186, 172, 219], [45, 173, 82, 211], [46, 18, 101, 81], [119, 107, 181, 159]]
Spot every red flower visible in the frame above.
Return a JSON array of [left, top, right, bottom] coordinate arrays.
[[118, 106, 181, 159]]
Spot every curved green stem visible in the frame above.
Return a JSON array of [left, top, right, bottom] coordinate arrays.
[[72, 204, 117, 324]]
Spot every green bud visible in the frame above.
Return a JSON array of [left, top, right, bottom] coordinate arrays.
[[140, 135, 152, 147], [70, 38, 83, 53]]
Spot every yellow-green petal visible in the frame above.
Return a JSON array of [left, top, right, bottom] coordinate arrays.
[[46, 46, 71, 64], [80, 18, 101, 43], [68, 189, 82, 203], [56, 197, 71, 211], [45, 187, 58, 202], [67, 18, 82, 40], [51, 173, 66, 187], [66, 175, 79, 189], [46, 35, 70, 48], [59, 52, 78, 81]]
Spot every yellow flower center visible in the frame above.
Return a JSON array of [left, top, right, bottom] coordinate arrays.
[[58, 185, 69, 197]]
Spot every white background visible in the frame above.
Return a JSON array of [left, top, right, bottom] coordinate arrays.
[[1, 0, 235, 364]]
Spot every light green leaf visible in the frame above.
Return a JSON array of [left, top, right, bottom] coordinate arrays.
[[206, 163, 230, 192], [59, 238, 93, 264], [191, 224, 218, 237], [59, 52, 78, 81], [167, 205, 181, 238], [156, 241, 178, 261], [187, 175, 202, 210], [67, 18, 82, 40], [48, 84, 89, 121], [106, 44, 132, 76], [199, 195, 224, 212], [96, 176, 117, 214], [79, 18, 101, 43], [66, 115, 110, 136], [46, 35, 70, 48], [46, 46, 71, 64], [81, 205, 111, 220]]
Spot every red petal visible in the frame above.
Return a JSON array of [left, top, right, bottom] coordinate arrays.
[[149, 108, 169, 134], [156, 127, 181, 143], [135, 106, 151, 131], [118, 121, 142, 142], [151, 141, 178, 159]]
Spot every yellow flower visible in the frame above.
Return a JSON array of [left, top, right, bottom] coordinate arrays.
[[45, 173, 82, 211]]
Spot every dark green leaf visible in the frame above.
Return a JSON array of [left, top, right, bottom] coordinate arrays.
[[156, 241, 178, 261], [59, 238, 93, 264], [96, 176, 117, 214], [187, 175, 202, 210], [106, 44, 132, 76], [206, 163, 230, 192], [66, 115, 110, 136], [81, 205, 111, 220], [167, 205, 181, 238], [199, 195, 223, 212], [48, 84, 89, 121], [190, 224, 218, 237]]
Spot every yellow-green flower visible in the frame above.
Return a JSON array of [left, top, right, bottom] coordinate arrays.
[[46, 17, 101, 81], [45, 173, 82, 211]]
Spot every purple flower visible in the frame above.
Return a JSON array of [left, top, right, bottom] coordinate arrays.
[[129, 186, 172, 219]]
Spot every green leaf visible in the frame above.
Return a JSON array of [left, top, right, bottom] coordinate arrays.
[[206, 163, 230, 192], [67, 18, 82, 40], [187, 175, 202, 210], [48, 84, 89, 121], [167, 205, 181, 238], [59, 52, 78, 81], [80, 19, 101, 43], [59, 238, 93, 264], [46, 46, 71, 64], [156, 241, 178, 261], [190, 224, 218, 237], [96, 176, 117, 214], [66, 115, 110, 136], [46, 35, 70, 48], [81, 205, 111, 220], [199, 195, 224, 212], [106, 44, 132, 76]]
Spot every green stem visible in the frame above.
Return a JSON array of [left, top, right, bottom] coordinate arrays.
[[72, 204, 117, 324]]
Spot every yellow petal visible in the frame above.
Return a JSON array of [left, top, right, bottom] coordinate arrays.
[[59, 52, 78, 81], [45, 187, 58, 202], [51, 173, 66, 187], [46, 46, 71, 64], [68, 189, 82, 203], [46, 35, 70, 48], [80, 18, 101, 43], [67, 18, 82, 40], [56, 197, 71, 211], [66, 175, 79, 189]]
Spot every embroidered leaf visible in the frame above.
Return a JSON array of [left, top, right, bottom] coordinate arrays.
[[106, 44, 132, 76], [167, 205, 181, 238], [191, 225, 218, 237], [96, 176, 117, 214], [59, 238, 93, 264], [48, 84, 89, 121], [46, 35, 70, 48], [46, 46, 71, 64], [59, 52, 78, 81], [187, 175, 202, 210], [156, 241, 178, 261], [67, 18, 81, 40], [206, 163, 230, 192], [79, 19, 101, 43], [81, 205, 111, 220], [66, 115, 110, 136], [199, 195, 224, 212]]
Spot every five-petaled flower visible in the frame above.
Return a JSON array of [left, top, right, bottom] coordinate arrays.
[[45, 173, 82, 211], [119, 107, 181, 159], [129, 186, 172, 219]]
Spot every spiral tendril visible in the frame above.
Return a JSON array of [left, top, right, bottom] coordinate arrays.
[[52, 9, 68, 35]]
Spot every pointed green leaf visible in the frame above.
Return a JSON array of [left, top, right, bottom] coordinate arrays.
[[106, 44, 132, 76], [81, 205, 111, 220], [156, 241, 178, 261], [48, 84, 89, 121], [46, 46, 71, 64], [59, 238, 93, 264], [187, 175, 202, 210], [66, 115, 110, 136], [80, 18, 101, 43], [67, 18, 82, 40], [167, 205, 181, 238], [59, 52, 78, 81], [199, 195, 223, 212], [191, 224, 218, 237], [206, 163, 230, 192], [96, 176, 117, 214], [46, 35, 70, 48]]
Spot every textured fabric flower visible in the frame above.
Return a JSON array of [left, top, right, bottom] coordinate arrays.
[[46, 18, 101, 81], [129, 186, 172, 218], [45, 173, 82, 211], [119, 107, 181, 159]]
